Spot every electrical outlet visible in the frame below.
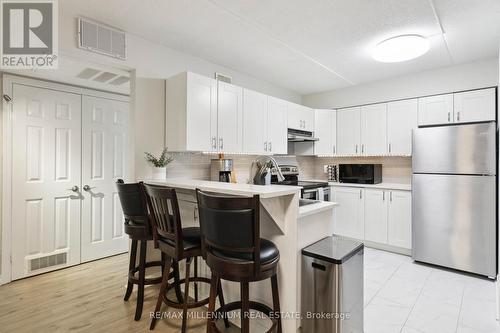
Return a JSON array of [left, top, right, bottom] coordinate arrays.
[[323, 165, 329, 173]]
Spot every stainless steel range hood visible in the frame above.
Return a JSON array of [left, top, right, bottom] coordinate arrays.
[[287, 128, 319, 142]]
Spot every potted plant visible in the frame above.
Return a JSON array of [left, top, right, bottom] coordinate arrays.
[[145, 148, 174, 180]]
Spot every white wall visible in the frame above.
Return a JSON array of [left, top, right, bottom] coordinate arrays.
[[302, 59, 498, 109], [132, 77, 167, 181]]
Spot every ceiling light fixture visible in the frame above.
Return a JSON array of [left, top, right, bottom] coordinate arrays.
[[372, 35, 430, 63]]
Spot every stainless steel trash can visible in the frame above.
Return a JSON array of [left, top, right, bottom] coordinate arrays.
[[301, 236, 364, 333]]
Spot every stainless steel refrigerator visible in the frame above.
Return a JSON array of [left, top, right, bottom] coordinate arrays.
[[412, 122, 497, 278]]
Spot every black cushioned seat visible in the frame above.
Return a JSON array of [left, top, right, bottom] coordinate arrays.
[[213, 238, 279, 263], [160, 227, 201, 251]]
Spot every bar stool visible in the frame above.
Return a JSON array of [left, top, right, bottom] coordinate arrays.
[[116, 180, 181, 321], [143, 184, 229, 333], [196, 189, 282, 333]]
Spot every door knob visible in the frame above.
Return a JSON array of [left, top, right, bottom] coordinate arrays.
[[83, 185, 95, 192], [67, 185, 79, 192]]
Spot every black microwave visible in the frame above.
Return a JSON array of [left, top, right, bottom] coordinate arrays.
[[339, 164, 382, 184]]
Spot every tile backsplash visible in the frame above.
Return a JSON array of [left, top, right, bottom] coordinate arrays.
[[163, 153, 411, 184]]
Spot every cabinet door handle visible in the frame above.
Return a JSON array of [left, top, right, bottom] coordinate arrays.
[[355, 145, 358, 154], [390, 191, 393, 202], [383, 191, 385, 201], [361, 144, 364, 154], [389, 143, 391, 153], [219, 138, 223, 150], [211, 137, 217, 149], [457, 111, 460, 122], [333, 145, 336, 155], [447, 112, 451, 122], [359, 189, 362, 199], [269, 142, 272, 152], [264, 141, 268, 151]]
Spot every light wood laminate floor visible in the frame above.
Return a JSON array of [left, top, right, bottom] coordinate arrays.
[[0, 253, 239, 333]]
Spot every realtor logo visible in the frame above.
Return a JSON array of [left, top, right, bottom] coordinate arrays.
[[1, 0, 58, 69]]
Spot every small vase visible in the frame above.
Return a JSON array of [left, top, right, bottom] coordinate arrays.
[[151, 167, 166, 180]]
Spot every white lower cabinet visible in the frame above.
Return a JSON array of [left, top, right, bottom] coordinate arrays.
[[387, 190, 412, 248], [332, 186, 411, 251], [364, 189, 388, 244], [332, 187, 365, 239]]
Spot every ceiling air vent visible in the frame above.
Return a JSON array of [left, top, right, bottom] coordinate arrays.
[[78, 18, 126, 60], [215, 72, 232, 84]]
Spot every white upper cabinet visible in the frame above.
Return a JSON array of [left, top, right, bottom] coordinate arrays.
[[167, 72, 218, 152], [242, 89, 267, 154], [387, 190, 412, 249], [360, 104, 387, 155], [217, 81, 243, 153], [364, 189, 388, 244], [288, 102, 314, 131], [337, 107, 361, 155], [454, 88, 495, 123], [418, 89, 495, 127], [314, 109, 337, 156], [387, 99, 417, 155], [267, 96, 288, 154], [418, 93, 454, 126]]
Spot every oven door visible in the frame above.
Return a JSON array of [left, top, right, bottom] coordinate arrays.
[[302, 188, 319, 200], [302, 187, 330, 201]]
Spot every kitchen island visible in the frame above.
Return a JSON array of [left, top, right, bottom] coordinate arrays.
[[145, 178, 337, 332]]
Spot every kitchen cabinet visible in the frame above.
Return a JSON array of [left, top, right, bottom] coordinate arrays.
[[417, 93, 454, 126], [387, 99, 418, 155], [337, 107, 361, 155], [166, 72, 218, 152], [267, 96, 288, 154], [387, 190, 412, 249], [454, 88, 495, 123], [242, 91, 288, 154], [332, 186, 364, 239], [332, 185, 412, 250], [217, 81, 243, 153], [166, 72, 243, 153], [314, 109, 337, 156], [242, 89, 267, 154], [360, 103, 387, 155], [364, 189, 388, 244], [288, 102, 314, 131]]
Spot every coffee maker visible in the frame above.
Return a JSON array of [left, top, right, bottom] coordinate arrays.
[[210, 158, 234, 183]]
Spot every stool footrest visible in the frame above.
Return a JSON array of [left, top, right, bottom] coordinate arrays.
[[163, 276, 211, 309], [127, 260, 171, 285], [210, 301, 278, 333]]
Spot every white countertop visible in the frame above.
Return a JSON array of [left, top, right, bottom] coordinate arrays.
[[299, 201, 338, 218], [144, 178, 302, 198], [328, 182, 412, 191]]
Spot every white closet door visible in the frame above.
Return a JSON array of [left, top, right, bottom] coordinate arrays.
[[81, 95, 129, 262], [11, 84, 82, 280]]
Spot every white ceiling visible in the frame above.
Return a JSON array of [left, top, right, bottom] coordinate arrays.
[[62, 0, 500, 95]]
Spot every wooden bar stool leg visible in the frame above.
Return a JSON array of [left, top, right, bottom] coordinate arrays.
[[124, 239, 138, 301], [194, 256, 199, 302], [181, 257, 193, 333], [150, 256, 173, 330], [271, 274, 282, 333], [241, 282, 250, 333], [135, 240, 147, 321], [173, 261, 184, 303], [207, 274, 219, 333], [217, 278, 230, 328]]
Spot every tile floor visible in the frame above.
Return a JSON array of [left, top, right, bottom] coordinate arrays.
[[364, 247, 500, 333]]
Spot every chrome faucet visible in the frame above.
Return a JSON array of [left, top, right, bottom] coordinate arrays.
[[250, 155, 285, 184]]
